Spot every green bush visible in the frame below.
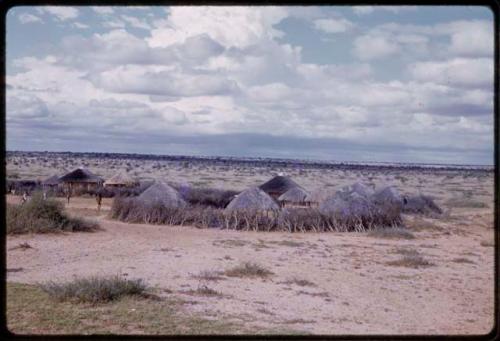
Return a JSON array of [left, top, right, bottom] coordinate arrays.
[[40, 275, 147, 303], [6, 192, 99, 234]]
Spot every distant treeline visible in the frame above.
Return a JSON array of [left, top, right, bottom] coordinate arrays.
[[6, 150, 493, 173]]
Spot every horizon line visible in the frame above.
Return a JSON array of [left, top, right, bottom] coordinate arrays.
[[6, 149, 494, 168]]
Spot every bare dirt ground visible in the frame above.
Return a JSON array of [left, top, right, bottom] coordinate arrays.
[[6, 190, 495, 335]]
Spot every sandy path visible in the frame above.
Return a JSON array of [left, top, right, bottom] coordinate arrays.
[[6, 194, 495, 335]]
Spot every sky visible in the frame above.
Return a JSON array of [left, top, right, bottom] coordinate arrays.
[[5, 6, 495, 165]]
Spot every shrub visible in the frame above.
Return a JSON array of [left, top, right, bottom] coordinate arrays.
[[224, 262, 273, 278], [40, 275, 147, 303], [6, 192, 99, 234], [176, 186, 238, 208]]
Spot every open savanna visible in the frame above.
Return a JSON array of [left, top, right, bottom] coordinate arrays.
[[6, 153, 495, 335]]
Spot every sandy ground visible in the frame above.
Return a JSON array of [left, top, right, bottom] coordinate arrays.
[[6, 194, 495, 335]]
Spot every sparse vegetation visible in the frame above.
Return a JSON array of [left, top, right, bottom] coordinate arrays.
[[7, 282, 248, 334], [7, 192, 99, 234], [387, 252, 434, 268], [192, 270, 225, 281], [40, 275, 147, 304], [224, 262, 273, 278], [281, 278, 316, 287], [480, 240, 494, 247]]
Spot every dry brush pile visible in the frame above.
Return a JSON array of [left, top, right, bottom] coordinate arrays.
[[110, 196, 403, 232]]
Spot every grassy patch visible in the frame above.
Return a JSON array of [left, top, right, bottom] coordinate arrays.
[[445, 197, 488, 209], [269, 240, 306, 247], [405, 217, 443, 232], [452, 258, 475, 264], [40, 275, 147, 304], [212, 239, 250, 248], [280, 278, 316, 287], [368, 228, 415, 240], [387, 252, 434, 268], [224, 262, 273, 278], [192, 270, 225, 281], [7, 282, 246, 335], [7, 192, 99, 234], [8, 242, 33, 251], [480, 240, 494, 247]]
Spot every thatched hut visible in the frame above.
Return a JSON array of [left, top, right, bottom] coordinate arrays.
[[104, 171, 139, 188], [371, 186, 404, 208], [225, 187, 279, 212], [137, 181, 186, 208], [278, 187, 310, 207], [41, 174, 61, 188], [259, 175, 301, 199], [59, 168, 104, 192], [305, 188, 333, 207], [336, 182, 374, 200], [319, 193, 374, 218], [403, 194, 442, 215]]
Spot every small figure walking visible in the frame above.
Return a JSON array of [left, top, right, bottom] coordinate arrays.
[[43, 191, 47, 200], [66, 190, 71, 205], [21, 191, 28, 205], [96, 192, 102, 212]]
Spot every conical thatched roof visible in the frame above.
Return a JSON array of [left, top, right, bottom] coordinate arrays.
[[137, 181, 186, 208], [278, 187, 310, 203], [259, 175, 301, 195], [351, 182, 374, 197], [372, 186, 403, 205], [337, 182, 374, 200], [42, 174, 61, 186], [305, 188, 333, 203], [225, 187, 280, 212], [403, 194, 442, 215], [59, 168, 103, 183], [105, 171, 138, 186]]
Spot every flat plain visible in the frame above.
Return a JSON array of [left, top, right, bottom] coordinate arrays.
[[6, 153, 495, 335]]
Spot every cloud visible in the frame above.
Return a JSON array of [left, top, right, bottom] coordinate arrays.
[[5, 7, 494, 164], [352, 34, 400, 60], [353, 6, 417, 16], [147, 6, 288, 48], [72, 22, 89, 29], [37, 6, 79, 21], [121, 15, 151, 30], [91, 7, 114, 15], [313, 18, 354, 33], [18, 13, 43, 24], [409, 58, 493, 88]]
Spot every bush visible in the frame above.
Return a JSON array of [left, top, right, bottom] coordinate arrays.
[[40, 275, 147, 303], [224, 262, 273, 278], [175, 186, 238, 208], [6, 192, 99, 234]]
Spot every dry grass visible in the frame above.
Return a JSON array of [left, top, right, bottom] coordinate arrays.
[[280, 278, 316, 287], [452, 258, 475, 264], [368, 228, 415, 240], [40, 275, 148, 304], [7, 192, 99, 234], [8, 242, 33, 251], [7, 282, 249, 334], [224, 262, 274, 278], [480, 240, 494, 247], [192, 270, 225, 281], [387, 252, 434, 268]]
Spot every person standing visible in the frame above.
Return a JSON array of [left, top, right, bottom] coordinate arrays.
[[96, 192, 102, 212], [21, 191, 28, 205], [66, 189, 71, 204]]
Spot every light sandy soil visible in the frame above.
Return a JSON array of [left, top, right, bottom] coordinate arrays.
[[6, 193, 495, 335]]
